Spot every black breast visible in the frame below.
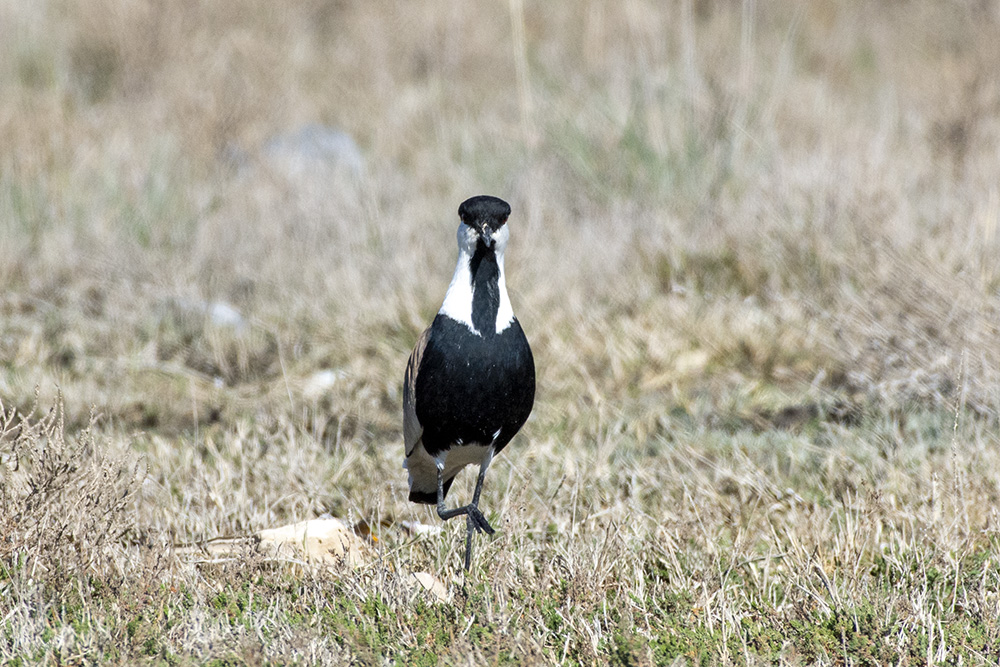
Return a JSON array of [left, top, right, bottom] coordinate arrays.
[[414, 314, 535, 458]]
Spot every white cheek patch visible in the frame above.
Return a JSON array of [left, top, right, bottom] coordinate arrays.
[[439, 223, 481, 334], [495, 265, 514, 334], [491, 225, 514, 334], [439, 254, 479, 335]]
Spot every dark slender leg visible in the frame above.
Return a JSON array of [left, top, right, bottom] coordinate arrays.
[[463, 515, 475, 572], [436, 458, 495, 571]]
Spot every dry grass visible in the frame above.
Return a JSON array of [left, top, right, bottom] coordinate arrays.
[[3, 0, 1000, 664]]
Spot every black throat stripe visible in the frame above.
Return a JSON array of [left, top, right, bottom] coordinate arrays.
[[469, 241, 501, 336]]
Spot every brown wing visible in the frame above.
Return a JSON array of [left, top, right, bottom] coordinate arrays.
[[403, 327, 431, 456]]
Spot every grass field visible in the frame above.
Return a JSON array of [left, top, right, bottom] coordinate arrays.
[[4, 1, 1000, 664]]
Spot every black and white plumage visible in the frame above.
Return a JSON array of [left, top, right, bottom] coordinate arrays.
[[403, 195, 535, 570]]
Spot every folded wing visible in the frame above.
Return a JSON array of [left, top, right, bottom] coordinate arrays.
[[403, 327, 430, 456]]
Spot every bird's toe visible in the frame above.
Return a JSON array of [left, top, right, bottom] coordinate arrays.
[[469, 507, 496, 535]]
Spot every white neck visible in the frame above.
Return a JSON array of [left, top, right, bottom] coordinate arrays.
[[495, 254, 514, 333], [438, 224, 514, 336]]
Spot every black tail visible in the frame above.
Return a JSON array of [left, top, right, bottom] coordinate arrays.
[[409, 476, 455, 505]]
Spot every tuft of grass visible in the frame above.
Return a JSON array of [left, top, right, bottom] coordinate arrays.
[[0, 394, 144, 588]]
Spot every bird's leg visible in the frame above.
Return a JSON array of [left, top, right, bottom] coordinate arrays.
[[435, 451, 497, 571], [465, 457, 495, 534], [435, 461, 496, 534], [461, 459, 497, 570], [435, 464, 467, 520], [463, 517, 475, 572]]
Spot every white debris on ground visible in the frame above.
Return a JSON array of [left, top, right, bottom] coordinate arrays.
[[301, 369, 344, 401], [410, 571, 450, 603], [262, 124, 365, 181], [163, 298, 248, 332], [176, 517, 451, 604], [400, 520, 443, 536], [256, 518, 369, 568], [204, 301, 246, 330]]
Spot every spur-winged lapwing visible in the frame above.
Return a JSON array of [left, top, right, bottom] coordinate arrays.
[[403, 195, 535, 571]]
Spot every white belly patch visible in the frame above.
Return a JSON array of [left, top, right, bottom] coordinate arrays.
[[405, 441, 492, 496]]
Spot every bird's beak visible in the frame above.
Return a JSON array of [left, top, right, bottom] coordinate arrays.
[[477, 225, 495, 248]]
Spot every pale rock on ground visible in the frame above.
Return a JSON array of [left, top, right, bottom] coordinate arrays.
[[178, 517, 450, 603]]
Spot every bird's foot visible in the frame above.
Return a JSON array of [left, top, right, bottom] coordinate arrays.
[[437, 503, 496, 535], [467, 506, 495, 535]]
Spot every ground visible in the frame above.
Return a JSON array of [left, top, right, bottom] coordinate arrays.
[[3, 1, 1000, 664]]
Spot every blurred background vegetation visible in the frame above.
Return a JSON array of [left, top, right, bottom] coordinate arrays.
[[3, 1, 1000, 663]]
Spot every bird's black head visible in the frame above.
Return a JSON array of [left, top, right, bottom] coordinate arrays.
[[459, 195, 511, 247]]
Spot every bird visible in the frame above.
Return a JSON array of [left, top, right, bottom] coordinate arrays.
[[403, 195, 535, 571]]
